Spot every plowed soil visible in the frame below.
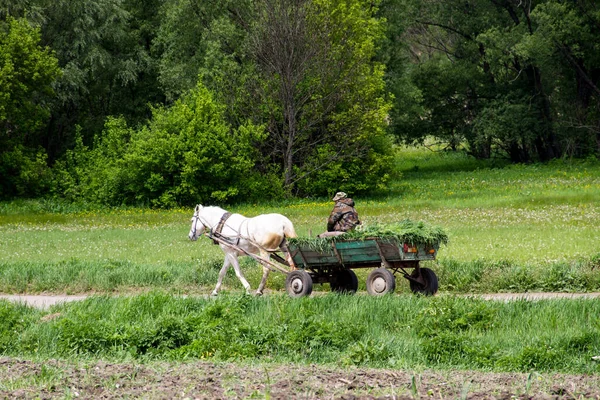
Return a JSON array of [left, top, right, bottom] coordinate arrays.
[[1, 357, 600, 399]]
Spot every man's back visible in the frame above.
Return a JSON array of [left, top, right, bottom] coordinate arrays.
[[327, 197, 360, 232]]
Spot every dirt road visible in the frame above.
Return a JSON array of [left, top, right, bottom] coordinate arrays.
[[2, 292, 600, 309], [0, 294, 89, 308]]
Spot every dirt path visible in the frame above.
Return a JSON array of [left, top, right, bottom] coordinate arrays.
[[0, 294, 89, 308], [2, 292, 600, 309], [471, 292, 600, 301]]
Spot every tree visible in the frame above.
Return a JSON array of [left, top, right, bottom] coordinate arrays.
[[0, 17, 60, 197], [0, 18, 59, 143], [202, 0, 393, 195], [380, 0, 600, 161], [254, 0, 388, 188], [38, 0, 164, 159], [153, 0, 238, 102], [0, 0, 45, 25], [523, 1, 600, 156]]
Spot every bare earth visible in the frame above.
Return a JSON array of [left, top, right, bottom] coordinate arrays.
[[2, 357, 600, 399], [2, 292, 600, 309], [2, 293, 600, 399]]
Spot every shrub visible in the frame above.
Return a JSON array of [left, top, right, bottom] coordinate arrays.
[[497, 341, 564, 372], [53, 83, 282, 207], [294, 135, 396, 197], [0, 146, 53, 198], [0, 301, 36, 353]]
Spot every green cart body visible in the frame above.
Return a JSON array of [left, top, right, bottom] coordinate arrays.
[[281, 238, 440, 297]]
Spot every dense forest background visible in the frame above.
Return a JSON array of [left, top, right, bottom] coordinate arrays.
[[1, 0, 598, 206]]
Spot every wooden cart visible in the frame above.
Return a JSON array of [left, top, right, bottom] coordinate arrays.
[[281, 238, 440, 297]]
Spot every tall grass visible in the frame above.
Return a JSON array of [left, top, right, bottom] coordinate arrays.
[[0, 147, 599, 294], [1, 292, 599, 374]]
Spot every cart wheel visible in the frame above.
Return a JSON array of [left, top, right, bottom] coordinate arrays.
[[286, 270, 313, 297], [366, 268, 396, 296], [330, 269, 359, 294], [409, 267, 438, 296]]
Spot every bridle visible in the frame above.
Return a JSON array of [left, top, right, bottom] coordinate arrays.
[[190, 213, 208, 239], [191, 210, 233, 241]]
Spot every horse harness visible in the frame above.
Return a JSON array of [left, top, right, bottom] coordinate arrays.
[[211, 212, 233, 245]]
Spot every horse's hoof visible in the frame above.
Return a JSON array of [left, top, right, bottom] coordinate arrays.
[[255, 291, 263, 297], [210, 291, 218, 297]]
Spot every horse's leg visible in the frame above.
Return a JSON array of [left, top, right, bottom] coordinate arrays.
[[230, 255, 252, 294], [256, 251, 271, 296], [212, 255, 231, 296]]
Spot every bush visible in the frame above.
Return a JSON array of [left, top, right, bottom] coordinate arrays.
[[0, 301, 37, 353], [294, 134, 396, 197], [53, 83, 282, 207], [0, 146, 53, 198]]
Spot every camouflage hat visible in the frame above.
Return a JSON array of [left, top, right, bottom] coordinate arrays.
[[332, 192, 347, 201]]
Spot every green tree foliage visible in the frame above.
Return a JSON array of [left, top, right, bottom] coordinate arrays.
[[381, 0, 600, 162], [0, 18, 60, 197], [153, 0, 239, 102], [0, 0, 45, 25], [38, 0, 164, 159], [2, 0, 393, 203], [4, 0, 599, 205], [54, 83, 277, 207]]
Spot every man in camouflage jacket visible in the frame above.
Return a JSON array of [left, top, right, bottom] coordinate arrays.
[[327, 192, 361, 232]]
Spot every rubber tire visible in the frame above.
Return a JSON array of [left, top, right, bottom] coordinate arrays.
[[409, 267, 439, 296], [366, 268, 396, 296], [330, 269, 359, 294], [286, 270, 313, 297]]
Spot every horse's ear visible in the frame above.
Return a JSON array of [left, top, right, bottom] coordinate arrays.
[[195, 204, 203, 212]]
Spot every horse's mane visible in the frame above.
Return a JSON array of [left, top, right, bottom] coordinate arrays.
[[200, 205, 226, 214]]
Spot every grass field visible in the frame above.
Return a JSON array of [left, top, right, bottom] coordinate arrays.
[[1, 147, 598, 294], [1, 147, 600, 375], [1, 292, 600, 374]]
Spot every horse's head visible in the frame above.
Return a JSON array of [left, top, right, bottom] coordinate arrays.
[[188, 204, 206, 241]]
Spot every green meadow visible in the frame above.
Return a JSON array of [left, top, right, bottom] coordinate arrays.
[[1, 148, 598, 294]]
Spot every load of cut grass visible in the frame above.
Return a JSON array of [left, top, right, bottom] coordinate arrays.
[[287, 220, 449, 251]]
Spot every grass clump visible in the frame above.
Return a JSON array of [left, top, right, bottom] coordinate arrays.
[[436, 255, 600, 293]]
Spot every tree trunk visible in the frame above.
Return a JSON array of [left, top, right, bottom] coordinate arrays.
[[283, 103, 296, 189], [523, 65, 560, 161]]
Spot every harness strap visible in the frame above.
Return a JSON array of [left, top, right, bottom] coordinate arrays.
[[212, 212, 232, 245]]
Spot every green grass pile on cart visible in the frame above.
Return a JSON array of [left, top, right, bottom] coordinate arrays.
[[288, 220, 449, 251]]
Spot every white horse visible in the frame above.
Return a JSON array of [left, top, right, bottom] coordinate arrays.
[[188, 204, 297, 296]]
